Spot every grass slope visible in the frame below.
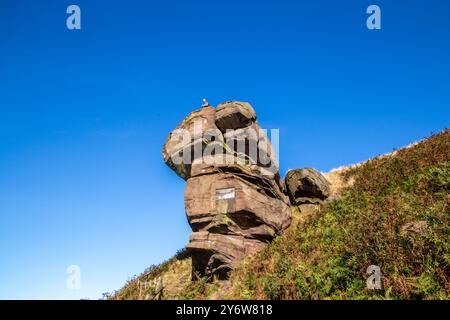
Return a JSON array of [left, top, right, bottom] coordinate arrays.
[[112, 129, 449, 300]]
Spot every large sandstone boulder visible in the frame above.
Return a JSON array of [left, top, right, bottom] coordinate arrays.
[[285, 168, 331, 204], [163, 101, 291, 280], [190, 154, 288, 203], [184, 173, 291, 237]]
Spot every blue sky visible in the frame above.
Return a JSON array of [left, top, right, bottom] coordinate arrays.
[[0, 0, 448, 299]]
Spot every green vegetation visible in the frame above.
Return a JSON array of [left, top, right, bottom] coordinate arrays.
[[230, 130, 449, 299], [114, 129, 450, 300]]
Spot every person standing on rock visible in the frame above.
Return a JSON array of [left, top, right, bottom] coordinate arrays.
[[201, 98, 210, 108]]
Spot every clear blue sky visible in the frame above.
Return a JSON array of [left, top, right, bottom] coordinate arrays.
[[0, 0, 449, 299]]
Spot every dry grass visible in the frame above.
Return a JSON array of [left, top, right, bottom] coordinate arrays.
[[110, 250, 191, 300]]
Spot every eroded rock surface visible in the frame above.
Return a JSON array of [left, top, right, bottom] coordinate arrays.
[[162, 106, 217, 180], [285, 168, 331, 204], [163, 101, 291, 279], [215, 101, 256, 132]]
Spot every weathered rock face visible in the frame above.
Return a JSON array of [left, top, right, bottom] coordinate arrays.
[[285, 168, 331, 204], [185, 173, 290, 238], [163, 101, 291, 279], [187, 232, 266, 279], [215, 101, 256, 132], [162, 106, 219, 180]]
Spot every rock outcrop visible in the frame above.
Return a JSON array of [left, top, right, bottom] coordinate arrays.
[[163, 101, 291, 280], [285, 168, 331, 204], [162, 106, 217, 180], [215, 101, 256, 131]]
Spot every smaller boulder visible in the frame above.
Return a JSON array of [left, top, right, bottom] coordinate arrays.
[[285, 168, 331, 204]]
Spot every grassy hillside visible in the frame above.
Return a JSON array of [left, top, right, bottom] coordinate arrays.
[[112, 129, 450, 300]]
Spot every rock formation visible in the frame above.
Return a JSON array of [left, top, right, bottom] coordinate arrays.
[[285, 168, 331, 205], [163, 101, 333, 280], [163, 101, 291, 279]]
